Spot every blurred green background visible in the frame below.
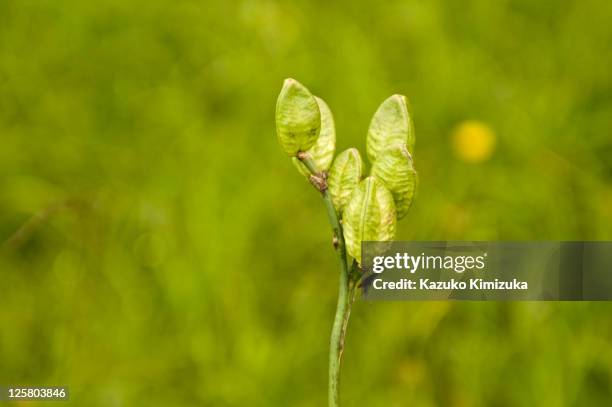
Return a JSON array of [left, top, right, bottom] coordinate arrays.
[[1, 0, 611, 405]]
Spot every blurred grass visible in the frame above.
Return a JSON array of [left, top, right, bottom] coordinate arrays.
[[1, 0, 611, 405]]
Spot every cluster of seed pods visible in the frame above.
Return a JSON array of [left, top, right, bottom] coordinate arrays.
[[276, 79, 417, 264]]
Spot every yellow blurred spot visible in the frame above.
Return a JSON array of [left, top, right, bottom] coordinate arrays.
[[452, 120, 496, 163]]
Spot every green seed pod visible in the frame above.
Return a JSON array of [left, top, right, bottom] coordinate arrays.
[[371, 144, 418, 220], [292, 96, 336, 176], [343, 177, 396, 263], [366, 95, 415, 162], [327, 148, 364, 213], [276, 78, 321, 156]]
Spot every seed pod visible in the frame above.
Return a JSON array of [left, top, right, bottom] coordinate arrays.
[[276, 78, 321, 156], [343, 177, 396, 263], [371, 144, 418, 220], [292, 96, 336, 176], [366, 95, 415, 162], [327, 148, 364, 213]]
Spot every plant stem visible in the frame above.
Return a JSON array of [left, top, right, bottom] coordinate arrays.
[[325, 192, 350, 407], [297, 153, 354, 407]]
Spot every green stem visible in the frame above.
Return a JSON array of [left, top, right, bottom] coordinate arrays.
[[325, 192, 350, 407], [298, 153, 354, 407]]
